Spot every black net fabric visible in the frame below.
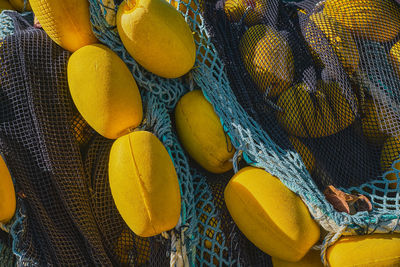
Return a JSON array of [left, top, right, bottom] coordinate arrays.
[[0, 230, 16, 266], [4, 0, 400, 264], [0, 13, 169, 266], [202, 0, 400, 193], [0, 10, 276, 266]]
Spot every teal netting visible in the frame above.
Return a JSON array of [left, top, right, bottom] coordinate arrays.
[[0, 11, 15, 39], [138, 90, 199, 266], [199, 0, 400, 237], [90, 0, 400, 265], [89, 1, 231, 266], [89, 1, 268, 266]]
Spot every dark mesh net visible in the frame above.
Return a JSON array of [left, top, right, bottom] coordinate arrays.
[[197, 0, 400, 264], [201, 0, 400, 191], [0, 9, 274, 266], [0, 13, 170, 266], [0, 230, 16, 266], [4, 0, 400, 265]]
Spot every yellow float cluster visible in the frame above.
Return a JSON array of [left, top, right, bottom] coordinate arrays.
[[4, 0, 400, 266], [23, 1, 200, 263]]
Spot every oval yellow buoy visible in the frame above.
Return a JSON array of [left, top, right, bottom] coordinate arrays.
[[175, 90, 235, 173], [30, 0, 98, 52], [225, 167, 320, 262], [327, 234, 400, 267], [67, 44, 143, 140], [117, 0, 196, 78], [109, 131, 181, 237]]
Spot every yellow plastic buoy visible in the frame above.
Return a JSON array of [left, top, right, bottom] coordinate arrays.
[[277, 81, 355, 138], [390, 40, 400, 78], [323, 0, 400, 42], [109, 131, 181, 237], [67, 44, 143, 140], [117, 0, 196, 78], [327, 234, 400, 267], [361, 98, 389, 144], [0, 154, 16, 224], [380, 136, 400, 172], [30, 0, 98, 52], [240, 24, 294, 97], [383, 161, 400, 189], [225, 167, 320, 262], [175, 90, 235, 173], [272, 249, 323, 267], [8, 0, 31, 11], [0, 0, 14, 11], [224, 0, 265, 26]]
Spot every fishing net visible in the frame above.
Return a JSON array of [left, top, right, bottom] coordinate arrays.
[[0, 2, 271, 267], [0, 11, 172, 266], [89, 0, 272, 266], [200, 0, 400, 262], [0, 229, 16, 267], [3, 0, 400, 265]]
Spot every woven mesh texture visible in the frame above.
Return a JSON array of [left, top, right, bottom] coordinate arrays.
[[0, 4, 275, 267], [0, 230, 16, 266], [5, 0, 400, 265], [0, 12, 172, 266], [0, 11, 15, 39], [89, 0, 274, 266], [200, 0, 400, 234]]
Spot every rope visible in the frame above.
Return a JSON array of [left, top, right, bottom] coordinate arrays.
[[231, 150, 242, 173], [169, 220, 190, 267]]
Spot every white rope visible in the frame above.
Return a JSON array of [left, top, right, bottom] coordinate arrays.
[[169, 218, 189, 267]]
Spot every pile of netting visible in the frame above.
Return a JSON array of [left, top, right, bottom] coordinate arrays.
[[0, 2, 272, 266], [2, 0, 400, 266], [201, 0, 400, 252]]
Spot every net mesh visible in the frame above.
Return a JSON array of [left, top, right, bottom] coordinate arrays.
[[0, 12, 175, 266], [0, 230, 16, 266], [89, 0, 272, 266], [200, 0, 400, 234], [0, 3, 272, 266], [3, 0, 400, 265]]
